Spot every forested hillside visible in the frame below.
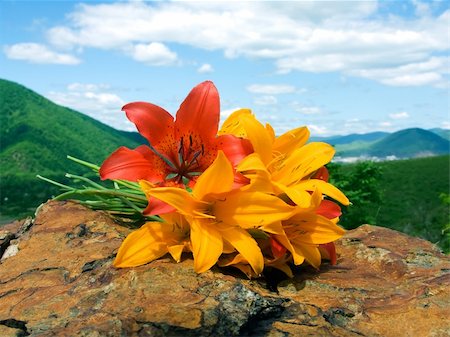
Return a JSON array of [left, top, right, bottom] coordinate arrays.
[[0, 79, 142, 219]]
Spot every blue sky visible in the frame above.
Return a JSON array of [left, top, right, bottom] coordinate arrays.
[[1, 0, 449, 136]]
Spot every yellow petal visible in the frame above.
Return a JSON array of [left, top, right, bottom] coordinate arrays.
[[265, 258, 294, 278], [220, 109, 273, 164], [218, 253, 247, 266], [292, 242, 322, 269], [282, 185, 323, 209], [294, 179, 350, 206], [237, 153, 274, 193], [288, 214, 345, 244], [193, 151, 234, 200], [260, 221, 284, 234], [283, 186, 312, 208], [237, 152, 269, 173], [273, 126, 310, 156], [219, 108, 251, 137], [217, 223, 264, 275], [265, 123, 276, 143], [272, 142, 335, 186], [113, 222, 168, 268], [140, 183, 205, 217], [215, 191, 295, 228], [168, 244, 185, 263], [240, 112, 273, 165], [274, 232, 305, 266], [190, 218, 223, 273]]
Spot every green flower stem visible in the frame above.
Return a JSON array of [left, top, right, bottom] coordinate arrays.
[[39, 156, 159, 224], [67, 155, 100, 171], [65, 173, 107, 190], [36, 175, 73, 190], [53, 188, 148, 202]]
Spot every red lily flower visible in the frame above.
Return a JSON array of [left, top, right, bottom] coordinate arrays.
[[99, 81, 252, 213]]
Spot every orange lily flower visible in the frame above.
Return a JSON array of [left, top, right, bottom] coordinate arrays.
[[99, 81, 252, 213]]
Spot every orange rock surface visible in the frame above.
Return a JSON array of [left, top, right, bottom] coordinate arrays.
[[1, 201, 449, 336]]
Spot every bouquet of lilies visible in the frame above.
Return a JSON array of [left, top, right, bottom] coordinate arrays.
[[42, 81, 349, 278]]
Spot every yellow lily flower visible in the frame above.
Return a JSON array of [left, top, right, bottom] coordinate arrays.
[[274, 213, 346, 269], [114, 213, 190, 268], [139, 151, 296, 275], [220, 109, 349, 207]]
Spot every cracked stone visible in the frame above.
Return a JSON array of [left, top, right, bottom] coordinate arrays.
[[0, 201, 449, 337]]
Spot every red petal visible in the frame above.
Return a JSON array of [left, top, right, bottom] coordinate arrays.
[[143, 197, 175, 215], [312, 166, 329, 182], [122, 102, 174, 146], [319, 242, 337, 265], [175, 81, 220, 141], [216, 134, 254, 167], [99, 146, 167, 182], [270, 235, 287, 258], [316, 200, 342, 219]]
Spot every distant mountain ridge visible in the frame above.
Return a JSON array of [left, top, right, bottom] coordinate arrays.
[[311, 128, 449, 160]]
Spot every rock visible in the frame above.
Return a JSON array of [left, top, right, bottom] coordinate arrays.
[[0, 200, 449, 337]]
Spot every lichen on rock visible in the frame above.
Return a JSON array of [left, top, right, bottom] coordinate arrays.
[[0, 201, 449, 336]]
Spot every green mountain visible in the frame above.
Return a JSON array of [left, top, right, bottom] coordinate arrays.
[[311, 131, 389, 144], [368, 128, 449, 158], [334, 128, 450, 158], [430, 128, 450, 141], [0, 79, 141, 218]]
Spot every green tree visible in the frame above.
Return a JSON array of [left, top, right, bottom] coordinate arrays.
[[438, 193, 450, 253], [328, 161, 382, 229]]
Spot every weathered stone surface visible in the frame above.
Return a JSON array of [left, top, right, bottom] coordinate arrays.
[[1, 200, 449, 336]]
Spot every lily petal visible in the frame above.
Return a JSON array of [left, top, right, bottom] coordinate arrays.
[[190, 218, 223, 273], [215, 191, 295, 228], [220, 109, 273, 164], [319, 242, 337, 265], [286, 214, 345, 244], [292, 242, 322, 269], [193, 151, 234, 200], [143, 197, 176, 216], [100, 146, 166, 182], [217, 223, 264, 275], [273, 126, 310, 156], [122, 102, 174, 146], [274, 232, 305, 266], [216, 134, 254, 167], [294, 179, 350, 206], [273, 142, 335, 186], [168, 244, 185, 263], [175, 81, 219, 141], [114, 222, 169, 268], [316, 200, 342, 219], [140, 181, 204, 217]]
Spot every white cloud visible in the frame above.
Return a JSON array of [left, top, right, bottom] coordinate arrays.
[[197, 63, 214, 73], [3, 43, 80, 65], [254, 95, 277, 105], [128, 42, 178, 66], [389, 111, 410, 119], [441, 121, 450, 129], [46, 83, 134, 131], [247, 84, 296, 95], [412, 0, 431, 17], [291, 101, 323, 115], [34, 1, 449, 86], [296, 106, 322, 115], [307, 124, 329, 136]]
